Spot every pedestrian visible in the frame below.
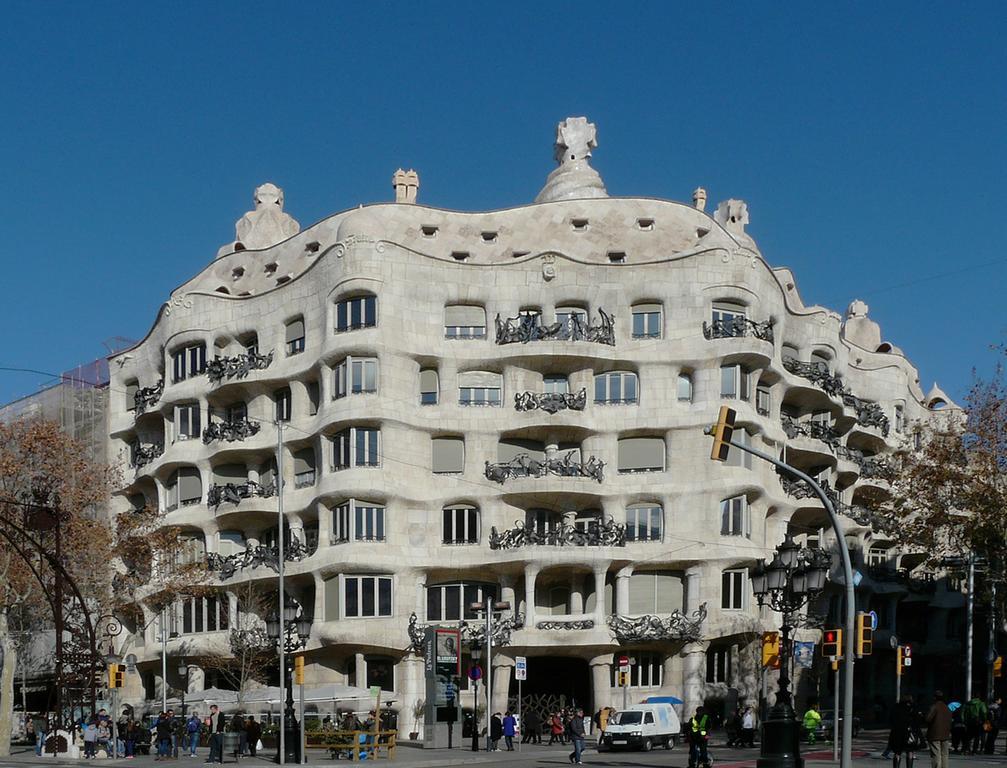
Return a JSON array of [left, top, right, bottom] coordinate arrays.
[[741, 705, 756, 747], [205, 705, 225, 764], [925, 690, 952, 768], [549, 712, 565, 745], [125, 719, 139, 759], [32, 712, 47, 756], [490, 712, 503, 751], [803, 699, 822, 744], [726, 706, 742, 747], [245, 716, 261, 757], [688, 707, 710, 768], [97, 719, 112, 758], [83, 719, 99, 759], [185, 713, 201, 757], [889, 695, 924, 768], [230, 713, 246, 756], [986, 698, 1001, 754], [567, 707, 586, 765], [950, 707, 966, 754], [155, 712, 173, 760], [522, 709, 540, 744], [501, 710, 516, 751], [964, 695, 987, 755]]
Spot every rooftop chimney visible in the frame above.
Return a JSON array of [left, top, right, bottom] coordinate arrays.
[[393, 169, 419, 204]]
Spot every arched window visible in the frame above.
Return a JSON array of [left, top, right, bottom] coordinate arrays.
[[419, 369, 439, 405], [285, 316, 305, 356], [595, 371, 639, 405], [677, 373, 693, 403]]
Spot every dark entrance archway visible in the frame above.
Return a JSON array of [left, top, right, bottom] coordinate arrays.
[[509, 656, 592, 722]]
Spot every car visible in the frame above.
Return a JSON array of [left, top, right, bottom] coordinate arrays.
[[599, 703, 680, 752]]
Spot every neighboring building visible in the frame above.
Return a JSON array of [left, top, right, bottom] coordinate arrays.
[[105, 117, 958, 725]]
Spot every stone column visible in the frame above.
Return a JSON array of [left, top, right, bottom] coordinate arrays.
[[685, 566, 703, 614], [399, 654, 426, 739], [570, 573, 584, 615], [681, 641, 709, 719], [590, 655, 614, 710], [500, 576, 516, 613], [188, 665, 205, 693], [355, 653, 367, 689], [615, 565, 634, 615], [491, 656, 514, 715], [592, 562, 611, 624], [524, 565, 540, 628]]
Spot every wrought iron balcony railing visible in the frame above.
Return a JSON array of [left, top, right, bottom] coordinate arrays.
[[840, 393, 891, 436], [207, 480, 276, 509], [606, 604, 707, 643], [206, 539, 308, 578], [407, 611, 525, 654], [206, 350, 274, 385], [484, 451, 604, 483], [489, 514, 625, 549], [702, 317, 774, 343], [131, 442, 164, 469], [495, 309, 615, 346], [536, 619, 596, 630], [514, 388, 587, 414], [781, 415, 841, 446], [134, 379, 164, 415], [782, 358, 846, 397], [202, 418, 262, 444]]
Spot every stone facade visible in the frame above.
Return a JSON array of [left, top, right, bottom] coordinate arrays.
[[105, 118, 954, 726]]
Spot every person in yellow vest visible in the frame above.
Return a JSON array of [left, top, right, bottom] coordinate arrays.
[[689, 707, 711, 768], [803, 699, 822, 744]]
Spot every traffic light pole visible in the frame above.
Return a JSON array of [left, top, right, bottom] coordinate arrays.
[[722, 436, 856, 768]]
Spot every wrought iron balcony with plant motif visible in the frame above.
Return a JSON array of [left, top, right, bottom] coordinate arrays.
[[702, 316, 774, 343], [489, 513, 625, 549], [781, 415, 841, 447], [202, 418, 262, 444], [206, 350, 274, 385], [206, 538, 309, 578], [207, 480, 277, 509], [840, 393, 891, 436], [514, 388, 587, 414], [782, 358, 846, 397], [406, 611, 525, 654], [484, 451, 604, 484], [495, 309, 615, 346], [131, 442, 164, 469], [134, 379, 164, 415], [536, 619, 596, 630], [858, 456, 893, 480], [606, 604, 707, 643]]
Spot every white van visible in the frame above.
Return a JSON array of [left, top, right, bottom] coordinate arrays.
[[599, 703, 681, 752]]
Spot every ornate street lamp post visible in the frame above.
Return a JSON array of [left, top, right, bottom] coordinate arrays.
[[267, 605, 311, 763], [469, 644, 482, 753], [752, 533, 831, 768], [177, 661, 190, 717]]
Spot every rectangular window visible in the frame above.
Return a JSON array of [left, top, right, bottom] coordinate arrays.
[[334, 357, 378, 398], [625, 505, 663, 542], [720, 364, 750, 400], [556, 306, 588, 335], [720, 496, 750, 537], [426, 582, 495, 621], [594, 372, 639, 404], [432, 437, 465, 474], [343, 575, 392, 618], [543, 375, 569, 395], [721, 570, 747, 610], [631, 304, 662, 339], [442, 506, 479, 544], [711, 302, 746, 336], [125, 381, 138, 412], [175, 403, 201, 441], [617, 437, 665, 474], [459, 386, 501, 406], [333, 427, 380, 469], [756, 385, 772, 416], [894, 404, 905, 433], [677, 374, 693, 403], [444, 305, 487, 339], [332, 502, 351, 544], [868, 547, 888, 567], [726, 429, 753, 469], [274, 388, 292, 422], [706, 647, 731, 683], [336, 296, 377, 332], [610, 653, 663, 687], [293, 448, 316, 488], [354, 503, 385, 541], [419, 369, 439, 405], [285, 318, 305, 356], [172, 343, 206, 382]]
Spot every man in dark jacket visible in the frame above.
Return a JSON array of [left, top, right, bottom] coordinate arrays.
[[245, 717, 261, 757], [926, 690, 952, 768], [522, 709, 540, 744], [568, 708, 586, 765], [205, 705, 225, 764]]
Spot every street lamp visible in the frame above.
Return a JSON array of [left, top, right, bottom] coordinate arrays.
[[266, 604, 311, 763], [106, 646, 122, 761], [753, 533, 831, 768], [177, 662, 190, 717], [469, 644, 482, 753], [469, 599, 511, 752]]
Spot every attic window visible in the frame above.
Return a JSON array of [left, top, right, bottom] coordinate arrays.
[[696, 228, 710, 238], [481, 231, 498, 243], [512, 250, 530, 258], [238, 291, 252, 297], [231, 267, 245, 281], [234, 242, 246, 251], [608, 252, 627, 264], [276, 275, 291, 285], [305, 241, 320, 253], [422, 226, 438, 237], [451, 251, 471, 262], [215, 286, 230, 294], [637, 218, 655, 231], [571, 219, 589, 232], [264, 262, 278, 277]]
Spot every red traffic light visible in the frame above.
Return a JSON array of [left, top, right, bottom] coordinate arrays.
[[824, 630, 838, 643]]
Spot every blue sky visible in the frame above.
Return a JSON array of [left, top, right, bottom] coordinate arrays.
[[1, 2, 1004, 404]]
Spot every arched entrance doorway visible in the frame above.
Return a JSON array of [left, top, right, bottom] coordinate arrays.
[[509, 656, 592, 724]]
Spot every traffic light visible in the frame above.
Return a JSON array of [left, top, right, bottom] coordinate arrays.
[[897, 644, 912, 676], [762, 632, 781, 669], [108, 663, 125, 689], [856, 612, 873, 657], [995, 656, 1003, 679], [617, 671, 629, 687], [822, 628, 842, 659], [294, 655, 305, 685], [709, 406, 737, 462]]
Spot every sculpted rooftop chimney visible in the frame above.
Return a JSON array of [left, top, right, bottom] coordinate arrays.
[[393, 169, 419, 204], [535, 116, 608, 203], [217, 182, 300, 258]]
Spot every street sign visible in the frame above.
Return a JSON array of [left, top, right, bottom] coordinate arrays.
[[369, 685, 381, 697], [867, 610, 878, 631], [468, 665, 483, 681], [515, 656, 527, 681], [618, 654, 630, 671]]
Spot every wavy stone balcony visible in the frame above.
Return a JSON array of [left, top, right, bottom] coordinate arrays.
[[514, 388, 587, 414], [606, 604, 707, 643], [206, 350, 274, 385], [702, 317, 774, 343], [131, 442, 164, 469], [207, 480, 277, 509], [783, 358, 846, 397], [494, 309, 615, 346], [202, 418, 262, 444], [488, 515, 625, 549], [134, 380, 164, 416], [205, 540, 308, 579], [484, 452, 604, 484]]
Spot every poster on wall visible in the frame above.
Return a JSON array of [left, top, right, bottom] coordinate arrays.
[[435, 628, 461, 677]]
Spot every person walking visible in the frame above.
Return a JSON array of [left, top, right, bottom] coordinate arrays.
[[986, 698, 1001, 754], [522, 709, 540, 744], [185, 714, 201, 757], [964, 695, 987, 755], [154, 712, 173, 761], [925, 690, 952, 768], [567, 707, 586, 765], [230, 713, 246, 757], [32, 713, 47, 756], [549, 712, 565, 745], [688, 707, 710, 768], [502, 710, 517, 751], [245, 716, 261, 757], [741, 705, 756, 747], [889, 695, 924, 768], [803, 699, 822, 744], [205, 705, 225, 764], [124, 719, 140, 759], [490, 712, 503, 751]]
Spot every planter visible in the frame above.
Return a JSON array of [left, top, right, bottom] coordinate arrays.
[[409, 732, 419, 740]]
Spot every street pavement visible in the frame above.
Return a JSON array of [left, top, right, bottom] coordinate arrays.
[[5, 732, 1007, 768]]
